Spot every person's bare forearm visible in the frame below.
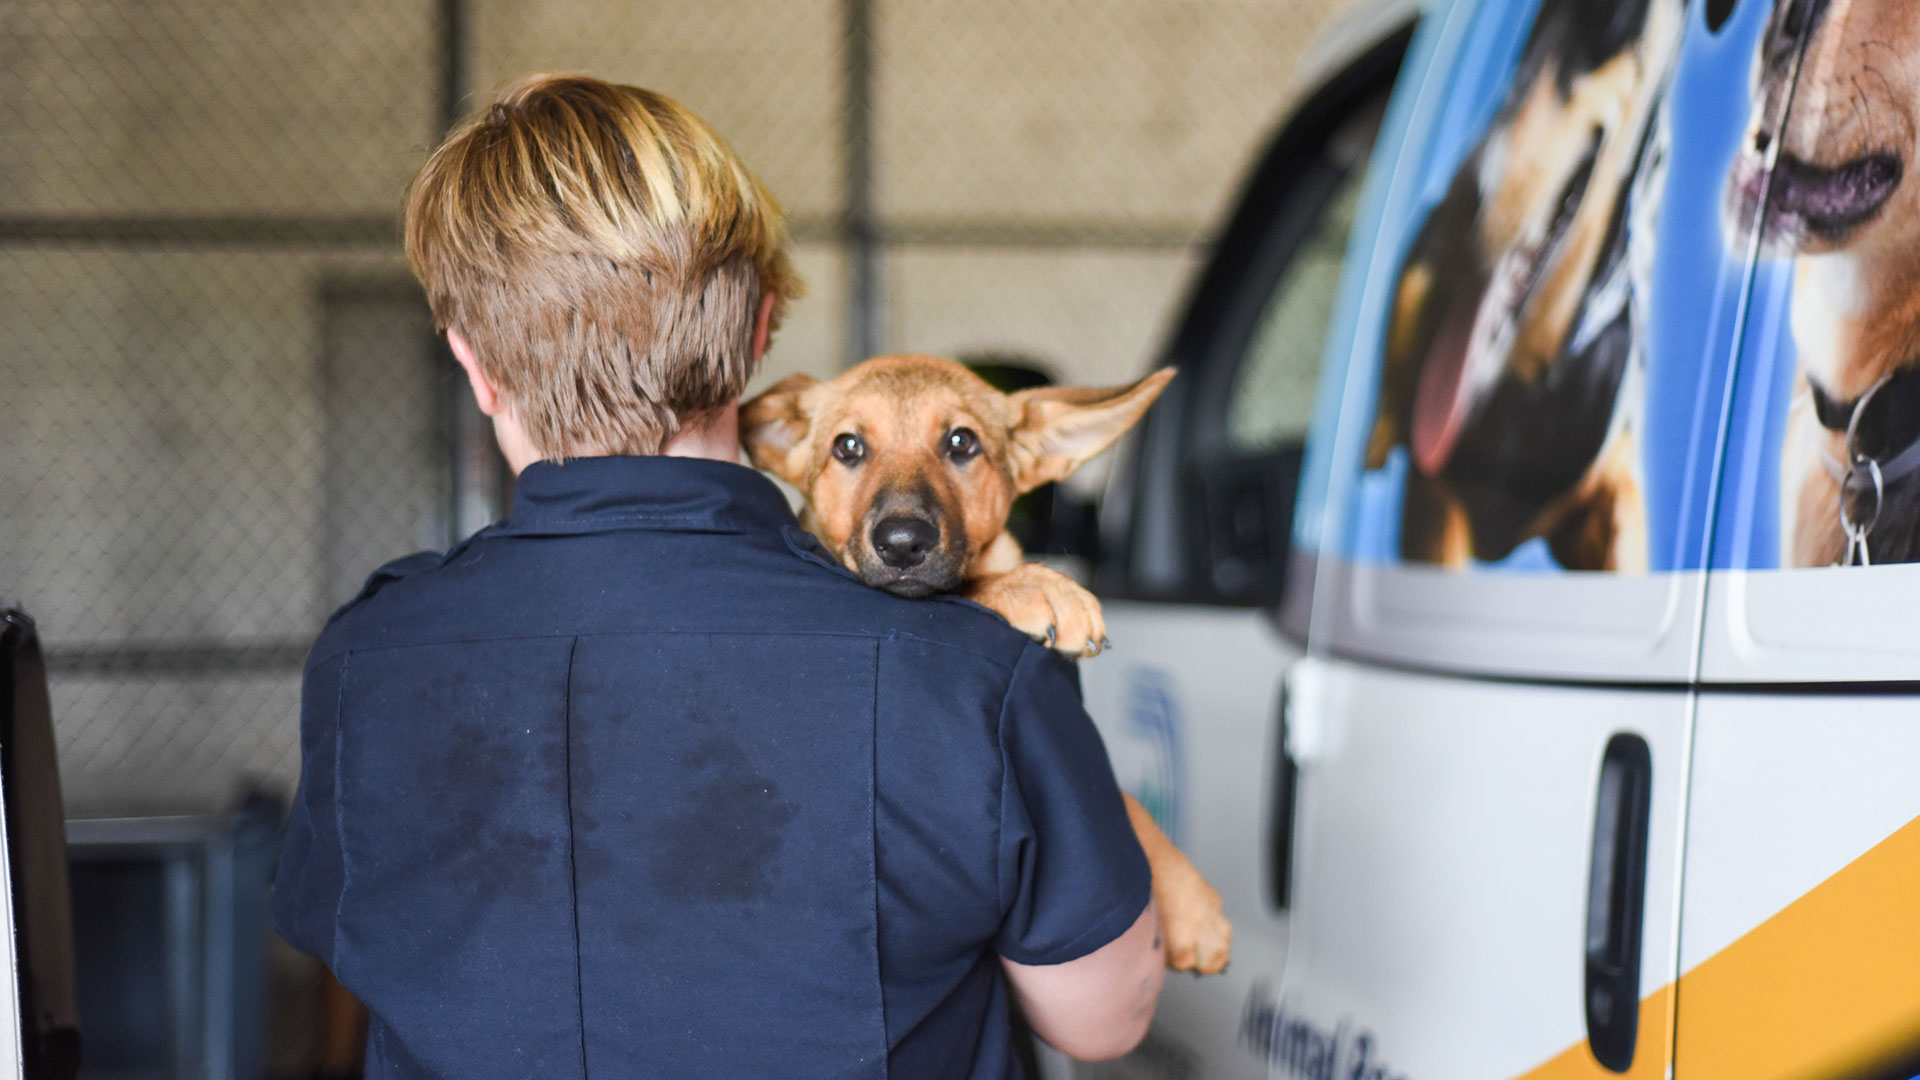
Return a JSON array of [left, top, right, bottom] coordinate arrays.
[[1001, 898, 1165, 1060]]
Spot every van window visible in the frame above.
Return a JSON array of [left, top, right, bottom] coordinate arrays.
[[1227, 169, 1366, 452], [1698, 0, 1920, 683], [1292, 0, 1785, 682], [1100, 30, 1408, 608]]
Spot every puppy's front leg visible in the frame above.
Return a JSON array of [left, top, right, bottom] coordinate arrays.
[[964, 538, 1232, 972], [1124, 792, 1231, 975], [963, 562, 1107, 656]]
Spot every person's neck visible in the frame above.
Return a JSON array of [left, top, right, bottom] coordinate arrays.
[[493, 405, 743, 474], [660, 406, 742, 463]]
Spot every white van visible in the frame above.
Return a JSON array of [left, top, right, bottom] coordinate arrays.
[[1064, 0, 1920, 1076]]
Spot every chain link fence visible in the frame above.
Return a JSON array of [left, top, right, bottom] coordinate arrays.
[[2, 0, 1353, 818]]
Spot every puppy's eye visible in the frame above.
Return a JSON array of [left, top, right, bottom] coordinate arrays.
[[831, 433, 866, 465], [945, 427, 981, 461]]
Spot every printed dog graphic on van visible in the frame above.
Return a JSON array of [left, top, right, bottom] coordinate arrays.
[[1728, 0, 1920, 566], [1365, 0, 1684, 571]]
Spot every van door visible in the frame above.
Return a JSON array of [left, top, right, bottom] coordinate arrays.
[[1674, 696, 1920, 1080], [3, 609, 78, 1078], [1682, 0, 1920, 1073], [1274, 0, 1774, 1072], [1695, 0, 1920, 681], [1275, 662, 1688, 1080], [1065, 26, 1410, 1080]]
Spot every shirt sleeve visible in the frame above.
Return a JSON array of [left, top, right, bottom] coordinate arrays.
[[272, 555, 430, 960], [271, 650, 348, 965], [994, 640, 1153, 965]]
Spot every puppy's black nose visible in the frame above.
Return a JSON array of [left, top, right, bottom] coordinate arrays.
[[872, 516, 938, 569]]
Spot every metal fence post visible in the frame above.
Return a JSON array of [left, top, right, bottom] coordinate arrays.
[[843, 0, 881, 369], [434, 0, 512, 542]]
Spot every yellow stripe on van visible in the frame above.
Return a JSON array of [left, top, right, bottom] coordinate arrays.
[[1674, 813, 1920, 1080], [1517, 814, 1920, 1080]]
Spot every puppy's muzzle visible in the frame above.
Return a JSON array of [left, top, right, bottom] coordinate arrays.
[[872, 515, 938, 569], [854, 497, 965, 597]]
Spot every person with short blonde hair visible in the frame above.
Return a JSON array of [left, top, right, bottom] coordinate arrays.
[[273, 74, 1159, 1080], [405, 73, 802, 460]]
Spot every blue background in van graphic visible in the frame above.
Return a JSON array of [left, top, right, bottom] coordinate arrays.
[[1306, 0, 1798, 571]]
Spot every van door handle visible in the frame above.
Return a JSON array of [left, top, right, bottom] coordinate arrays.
[[1584, 734, 1652, 1073], [1267, 678, 1299, 911]]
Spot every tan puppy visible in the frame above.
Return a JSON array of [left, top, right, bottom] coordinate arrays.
[[741, 354, 1230, 974]]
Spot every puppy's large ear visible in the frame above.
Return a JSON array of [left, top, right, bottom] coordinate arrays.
[[740, 373, 819, 485], [1007, 367, 1176, 493]]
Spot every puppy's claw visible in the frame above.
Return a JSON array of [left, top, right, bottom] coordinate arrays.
[[1045, 625, 1056, 648], [1100, 636, 1112, 652], [1165, 910, 1234, 975]]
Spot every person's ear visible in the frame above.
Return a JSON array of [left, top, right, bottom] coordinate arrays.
[[1007, 367, 1177, 494], [739, 373, 820, 485], [446, 328, 503, 417], [752, 292, 778, 364]]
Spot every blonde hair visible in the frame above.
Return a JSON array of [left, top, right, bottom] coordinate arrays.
[[405, 73, 802, 457]]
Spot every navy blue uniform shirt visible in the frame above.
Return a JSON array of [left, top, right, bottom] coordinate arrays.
[[271, 455, 1152, 1080]]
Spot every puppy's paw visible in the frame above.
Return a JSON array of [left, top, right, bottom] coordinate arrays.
[[1160, 875, 1232, 976], [964, 563, 1107, 657]]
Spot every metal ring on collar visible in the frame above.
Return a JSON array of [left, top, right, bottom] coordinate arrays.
[[1840, 454, 1885, 542], [1844, 373, 1894, 465]]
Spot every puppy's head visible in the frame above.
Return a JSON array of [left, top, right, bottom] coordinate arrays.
[[742, 355, 1174, 597], [1729, 0, 1919, 255]]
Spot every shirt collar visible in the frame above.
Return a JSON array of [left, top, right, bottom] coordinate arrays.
[[500, 455, 798, 538]]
